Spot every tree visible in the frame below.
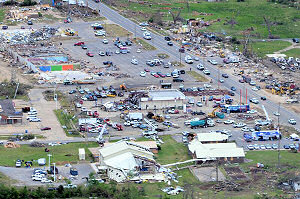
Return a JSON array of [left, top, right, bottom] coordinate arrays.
[[170, 9, 182, 25], [263, 16, 274, 39]]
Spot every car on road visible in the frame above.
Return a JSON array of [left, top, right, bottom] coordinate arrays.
[[292, 38, 299, 43], [247, 145, 254, 150], [27, 20, 33, 25], [74, 41, 84, 46], [81, 45, 87, 49], [99, 51, 105, 56], [86, 52, 94, 57], [247, 109, 257, 114], [140, 27, 147, 31], [241, 127, 251, 132], [164, 36, 171, 41], [144, 68, 150, 72], [208, 59, 218, 65], [222, 74, 229, 78], [131, 59, 138, 65], [16, 160, 22, 167], [250, 98, 259, 104], [173, 78, 184, 82], [254, 144, 260, 150], [196, 101, 203, 107], [95, 30, 106, 36], [249, 81, 256, 86], [203, 70, 210, 75], [29, 118, 41, 122], [261, 96, 267, 100], [231, 86, 236, 91], [41, 127, 51, 131], [252, 87, 258, 91], [197, 64, 204, 70], [219, 79, 224, 83], [102, 39, 108, 44], [224, 119, 235, 124], [32, 176, 43, 181], [232, 123, 246, 128], [273, 112, 280, 116], [288, 118, 297, 125], [140, 71, 146, 77], [167, 41, 173, 46], [136, 49, 142, 53], [69, 90, 76, 94], [272, 144, 278, 149], [260, 145, 266, 150]]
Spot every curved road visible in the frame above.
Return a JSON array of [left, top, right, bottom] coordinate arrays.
[[87, 1, 300, 129]]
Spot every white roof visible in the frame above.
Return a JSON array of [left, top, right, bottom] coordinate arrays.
[[197, 133, 228, 142], [128, 112, 143, 120], [148, 89, 185, 101], [79, 148, 85, 154], [188, 140, 245, 160], [104, 152, 138, 170], [99, 141, 153, 159], [78, 118, 98, 125]]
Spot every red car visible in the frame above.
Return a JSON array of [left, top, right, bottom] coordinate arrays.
[[41, 127, 51, 131], [144, 68, 150, 72], [153, 74, 159, 78], [86, 52, 94, 57], [74, 41, 85, 46], [158, 73, 166, 78]]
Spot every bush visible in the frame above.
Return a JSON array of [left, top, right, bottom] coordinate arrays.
[[3, 0, 18, 5], [20, 0, 37, 6]]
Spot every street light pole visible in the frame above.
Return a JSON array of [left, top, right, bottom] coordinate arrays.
[[53, 163, 56, 182], [47, 154, 52, 171]]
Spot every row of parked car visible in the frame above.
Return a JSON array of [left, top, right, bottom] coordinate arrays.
[[26, 107, 41, 122]]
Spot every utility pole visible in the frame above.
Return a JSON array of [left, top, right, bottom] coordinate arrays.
[[47, 154, 52, 170], [134, 25, 136, 39], [277, 102, 281, 169], [216, 158, 219, 182], [53, 163, 56, 182]]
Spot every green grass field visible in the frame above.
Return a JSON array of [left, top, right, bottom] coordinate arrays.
[[0, 142, 98, 167], [237, 40, 292, 57], [282, 48, 300, 58], [187, 71, 209, 82], [114, 0, 300, 38], [0, 9, 4, 22], [134, 38, 156, 50]]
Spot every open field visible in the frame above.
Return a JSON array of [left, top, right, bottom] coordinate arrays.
[[134, 38, 156, 51], [249, 40, 291, 57], [0, 142, 98, 167], [282, 48, 300, 58], [104, 24, 132, 37], [114, 0, 300, 38], [0, 9, 4, 22]]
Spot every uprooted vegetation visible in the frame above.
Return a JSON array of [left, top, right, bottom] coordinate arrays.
[[0, 80, 32, 99]]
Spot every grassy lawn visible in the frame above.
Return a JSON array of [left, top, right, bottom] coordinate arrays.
[[242, 150, 300, 171], [82, 16, 106, 22], [54, 109, 80, 137], [237, 40, 291, 57], [171, 61, 185, 68], [113, 0, 300, 38], [0, 172, 17, 185], [187, 71, 209, 82], [282, 48, 300, 58], [156, 135, 191, 165], [157, 53, 169, 59], [0, 9, 4, 22], [134, 38, 156, 51], [104, 24, 132, 37], [0, 142, 98, 167]]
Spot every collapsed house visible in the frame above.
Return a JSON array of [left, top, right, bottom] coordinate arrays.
[[0, 99, 23, 125], [98, 141, 161, 182]]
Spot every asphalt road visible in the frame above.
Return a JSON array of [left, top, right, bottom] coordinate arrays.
[[86, 1, 300, 129]]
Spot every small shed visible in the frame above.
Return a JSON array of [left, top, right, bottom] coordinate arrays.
[[79, 148, 85, 160]]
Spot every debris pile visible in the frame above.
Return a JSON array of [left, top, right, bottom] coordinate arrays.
[[213, 181, 242, 192], [4, 142, 20, 148]]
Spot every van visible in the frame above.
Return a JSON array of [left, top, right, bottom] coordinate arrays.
[[188, 98, 195, 104]]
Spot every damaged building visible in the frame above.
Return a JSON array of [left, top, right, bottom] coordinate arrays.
[[98, 141, 161, 182]]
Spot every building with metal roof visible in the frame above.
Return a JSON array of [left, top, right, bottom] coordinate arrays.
[[197, 132, 229, 143]]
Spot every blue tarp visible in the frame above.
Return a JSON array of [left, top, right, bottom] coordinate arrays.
[[39, 66, 51, 72], [252, 131, 281, 141]]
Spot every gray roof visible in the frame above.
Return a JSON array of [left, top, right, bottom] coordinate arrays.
[[0, 99, 23, 117], [148, 89, 186, 101]]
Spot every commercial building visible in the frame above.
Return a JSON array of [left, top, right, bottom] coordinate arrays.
[[0, 100, 23, 125], [98, 141, 160, 182], [140, 89, 186, 110], [188, 139, 245, 163], [196, 132, 228, 143]]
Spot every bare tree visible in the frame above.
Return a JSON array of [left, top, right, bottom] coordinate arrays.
[[186, 0, 190, 12], [224, 10, 240, 28], [170, 9, 182, 25], [263, 15, 273, 39]]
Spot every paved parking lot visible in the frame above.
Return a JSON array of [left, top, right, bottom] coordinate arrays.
[[0, 163, 93, 186]]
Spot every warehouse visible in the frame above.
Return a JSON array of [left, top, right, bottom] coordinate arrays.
[[188, 139, 245, 163], [140, 89, 186, 110]]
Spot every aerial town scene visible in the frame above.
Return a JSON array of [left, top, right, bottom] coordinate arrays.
[[0, 0, 299, 198]]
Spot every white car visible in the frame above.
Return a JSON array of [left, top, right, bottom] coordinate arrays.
[[140, 71, 146, 77], [219, 79, 224, 83], [124, 122, 131, 126], [131, 59, 138, 65], [197, 64, 204, 70], [41, 178, 52, 183], [208, 59, 218, 65], [102, 39, 108, 44], [203, 70, 210, 75], [95, 30, 106, 36], [252, 87, 259, 91], [250, 98, 259, 104], [63, 184, 77, 189], [249, 81, 256, 86], [233, 123, 246, 128], [273, 112, 280, 116], [76, 103, 82, 108], [241, 127, 250, 132], [29, 118, 41, 122], [288, 119, 297, 125], [247, 109, 257, 114], [224, 119, 235, 124], [115, 50, 120, 54], [91, 23, 101, 27], [196, 101, 203, 107], [247, 145, 254, 150], [32, 176, 43, 181], [136, 49, 142, 53], [140, 27, 147, 31]]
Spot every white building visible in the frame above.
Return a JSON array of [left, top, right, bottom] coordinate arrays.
[[98, 141, 159, 182], [188, 139, 245, 163], [140, 89, 186, 110]]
